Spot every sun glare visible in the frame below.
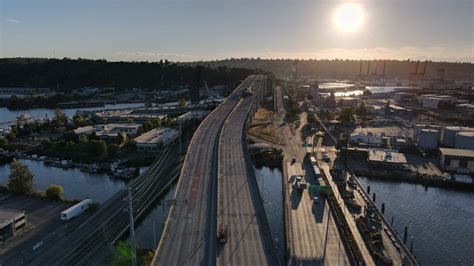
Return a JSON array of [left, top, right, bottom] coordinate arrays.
[[334, 3, 364, 33]]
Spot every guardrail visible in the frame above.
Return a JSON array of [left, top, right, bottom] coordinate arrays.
[[318, 166, 363, 265], [346, 167, 419, 266], [316, 115, 417, 265]]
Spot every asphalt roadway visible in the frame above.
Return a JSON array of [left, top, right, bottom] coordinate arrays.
[[154, 76, 257, 266], [217, 77, 279, 266], [27, 140, 181, 265], [279, 112, 351, 266]]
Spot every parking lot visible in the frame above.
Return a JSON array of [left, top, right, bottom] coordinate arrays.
[[0, 193, 73, 265]]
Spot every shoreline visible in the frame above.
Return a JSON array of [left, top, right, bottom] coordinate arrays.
[[353, 170, 474, 192]]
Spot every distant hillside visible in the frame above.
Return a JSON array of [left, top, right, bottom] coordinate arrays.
[[185, 59, 473, 82], [0, 58, 254, 90]]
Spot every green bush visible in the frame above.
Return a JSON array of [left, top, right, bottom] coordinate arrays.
[[45, 184, 64, 200]]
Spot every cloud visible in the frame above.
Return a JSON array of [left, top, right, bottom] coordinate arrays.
[[6, 19, 20, 24]]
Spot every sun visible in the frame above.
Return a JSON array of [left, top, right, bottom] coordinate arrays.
[[334, 3, 364, 33]]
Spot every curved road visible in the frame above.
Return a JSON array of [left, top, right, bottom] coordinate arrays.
[[217, 76, 278, 265], [154, 76, 257, 265]]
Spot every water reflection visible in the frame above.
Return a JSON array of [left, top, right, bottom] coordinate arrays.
[[358, 176, 474, 265], [0, 159, 126, 203]]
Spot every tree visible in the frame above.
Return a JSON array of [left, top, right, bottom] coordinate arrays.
[[178, 98, 187, 107], [41, 139, 53, 148], [108, 143, 120, 157], [118, 133, 127, 145], [339, 108, 354, 122], [87, 140, 108, 158], [307, 112, 317, 125], [54, 108, 66, 128], [355, 102, 367, 116], [45, 184, 64, 200], [88, 132, 100, 141], [7, 161, 36, 194], [151, 118, 161, 128], [0, 138, 8, 149], [144, 100, 152, 109], [385, 100, 391, 111], [73, 114, 86, 127], [162, 117, 177, 127], [362, 89, 372, 96]]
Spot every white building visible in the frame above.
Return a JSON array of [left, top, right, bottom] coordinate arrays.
[[350, 132, 383, 145], [339, 97, 359, 107], [419, 95, 456, 109], [177, 110, 210, 124], [134, 128, 179, 152], [0, 210, 26, 241], [367, 149, 407, 169], [367, 105, 384, 115], [439, 148, 474, 174], [74, 123, 141, 139]]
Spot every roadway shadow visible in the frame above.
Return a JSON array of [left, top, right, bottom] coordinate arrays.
[[291, 257, 325, 266], [311, 195, 326, 224], [290, 188, 302, 209], [302, 162, 317, 185], [288, 174, 297, 183]]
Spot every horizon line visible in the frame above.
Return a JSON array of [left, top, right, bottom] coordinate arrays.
[[1, 56, 473, 64]]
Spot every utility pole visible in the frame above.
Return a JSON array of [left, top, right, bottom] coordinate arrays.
[[153, 220, 156, 249], [128, 188, 137, 266], [178, 123, 182, 155]]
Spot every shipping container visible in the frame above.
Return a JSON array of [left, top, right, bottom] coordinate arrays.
[[61, 199, 93, 221]]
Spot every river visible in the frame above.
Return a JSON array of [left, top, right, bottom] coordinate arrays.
[[248, 165, 474, 265], [318, 82, 416, 97], [4, 149, 469, 264], [0, 103, 145, 129], [358, 177, 474, 265], [254, 166, 285, 261], [0, 159, 127, 203], [124, 166, 286, 255], [125, 184, 176, 250]]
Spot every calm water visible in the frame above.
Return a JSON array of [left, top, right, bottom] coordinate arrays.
[[0, 103, 145, 129], [126, 166, 285, 252], [358, 177, 474, 265], [254, 166, 285, 261], [318, 83, 415, 97], [125, 184, 176, 250], [0, 159, 126, 203], [366, 85, 415, 94]]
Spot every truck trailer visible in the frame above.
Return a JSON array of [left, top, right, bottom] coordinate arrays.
[[60, 199, 93, 221]]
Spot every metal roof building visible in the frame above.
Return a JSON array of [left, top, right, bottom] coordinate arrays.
[[439, 148, 474, 174]]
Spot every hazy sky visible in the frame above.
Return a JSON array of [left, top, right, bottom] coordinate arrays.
[[1, 0, 472, 62]]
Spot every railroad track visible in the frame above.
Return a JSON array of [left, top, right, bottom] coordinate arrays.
[[30, 141, 181, 265]]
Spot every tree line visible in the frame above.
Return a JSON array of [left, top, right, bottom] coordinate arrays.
[[0, 58, 254, 90], [187, 58, 473, 81]]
